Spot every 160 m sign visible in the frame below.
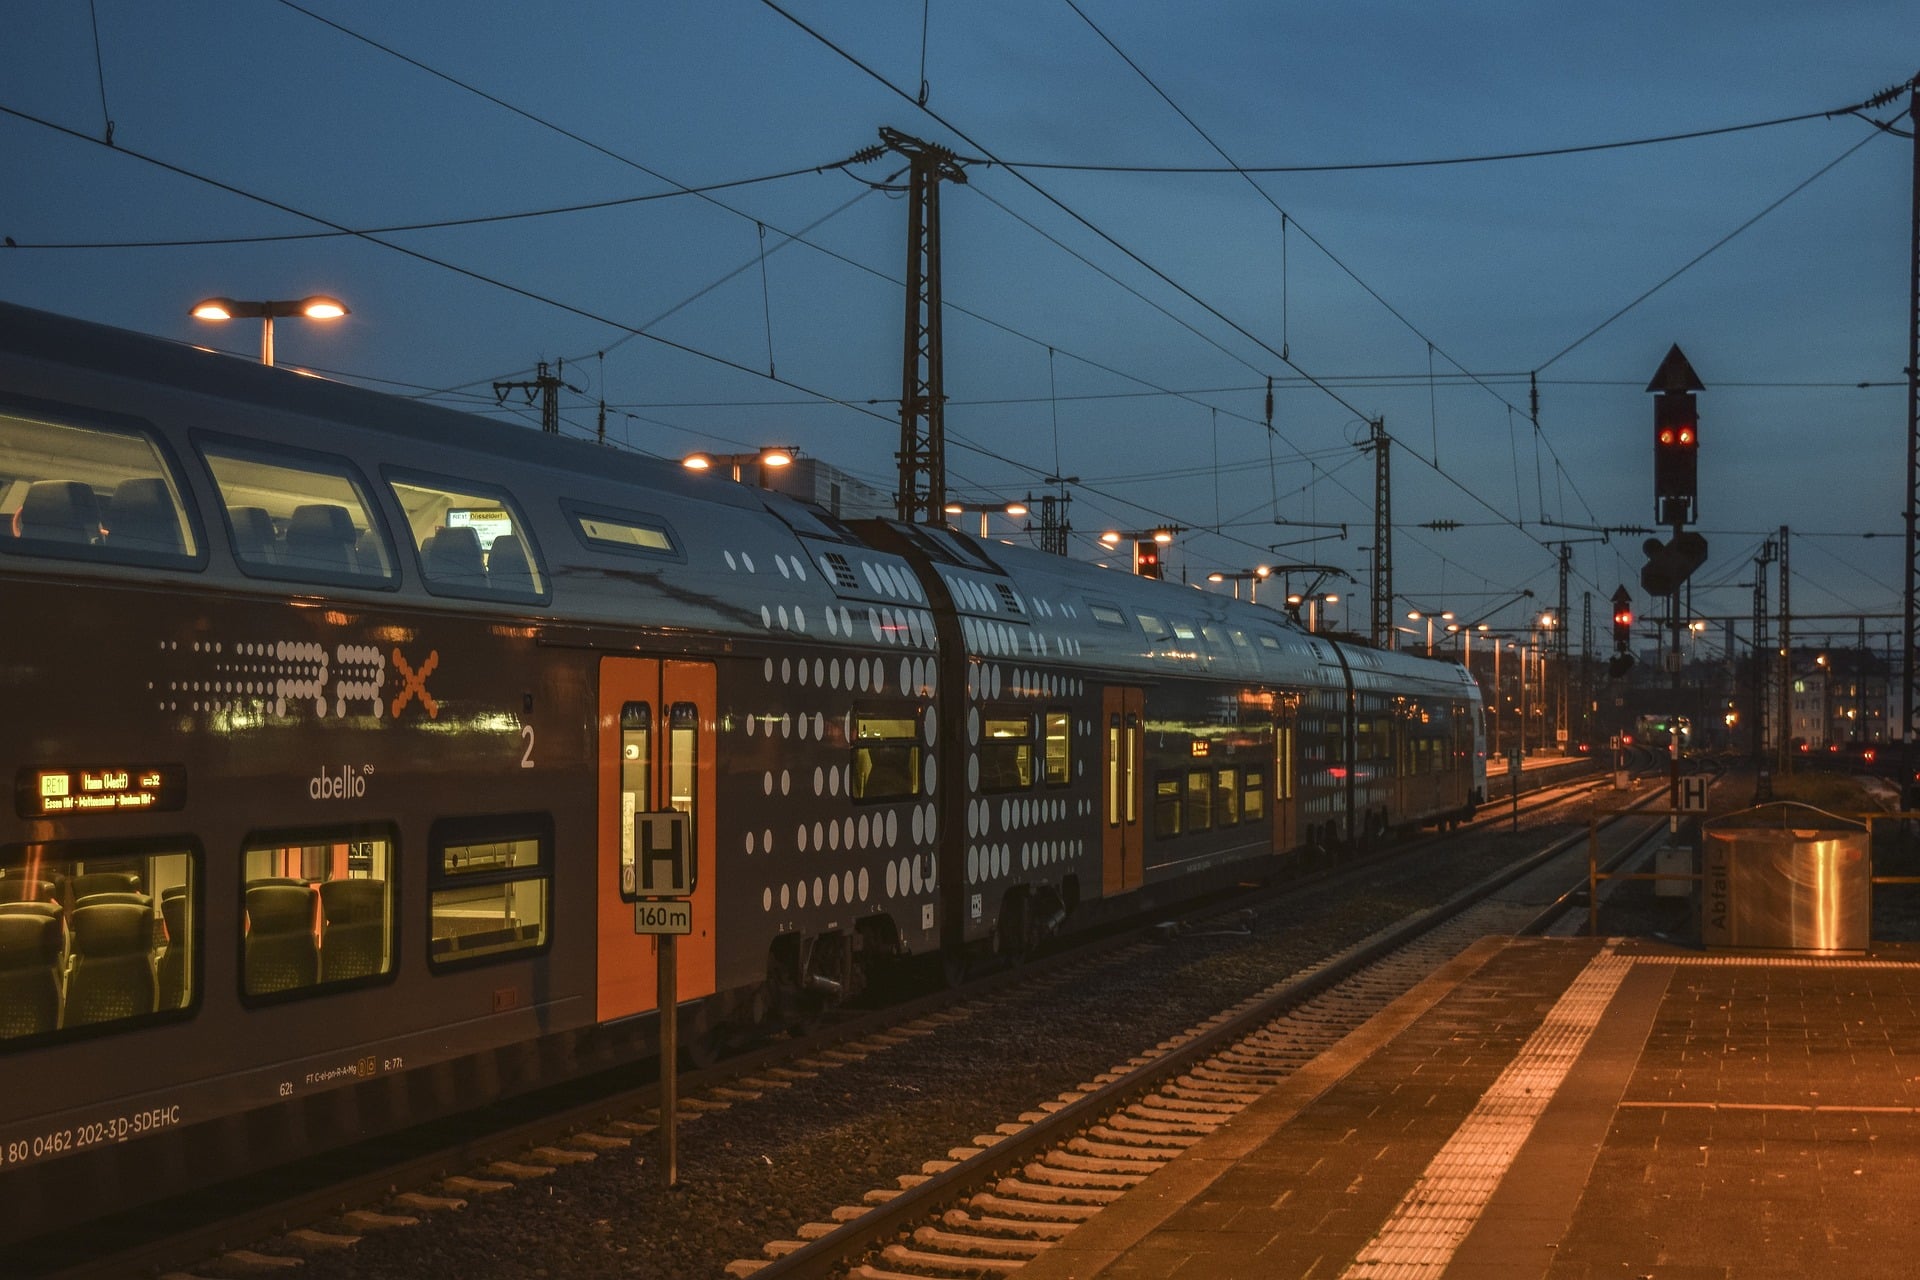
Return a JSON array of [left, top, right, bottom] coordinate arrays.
[[633, 899, 691, 935]]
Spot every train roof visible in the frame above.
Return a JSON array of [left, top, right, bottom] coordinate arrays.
[[0, 300, 1475, 707]]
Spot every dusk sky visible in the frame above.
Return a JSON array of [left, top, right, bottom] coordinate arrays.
[[4, 2, 1914, 654]]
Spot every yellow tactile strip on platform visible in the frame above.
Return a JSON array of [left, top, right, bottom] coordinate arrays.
[[1339, 948, 1634, 1280]]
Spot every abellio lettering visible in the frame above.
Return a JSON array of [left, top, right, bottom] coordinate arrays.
[[309, 765, 368, 801]]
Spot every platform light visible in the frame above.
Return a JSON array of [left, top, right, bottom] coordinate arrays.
[[680, 447, 796, 485], [190, 295, 349, 367]]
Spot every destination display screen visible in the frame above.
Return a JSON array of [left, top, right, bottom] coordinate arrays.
[[19, 765, 185, 818]]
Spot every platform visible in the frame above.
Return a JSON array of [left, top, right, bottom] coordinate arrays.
[[1019, 934, 1920, 1279]]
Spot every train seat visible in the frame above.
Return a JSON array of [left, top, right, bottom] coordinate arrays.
[[486, 533, 535, 594], [319, 879, 387, 982], [15, 480, 103, 545], [229, 505, 282, 564], [422, 525, 486, 588], [65, 901, 158, 1026], [284, 503, 358, 572], [65, 870, 141, 907], [73, 890, 152, 913], [0, 911, 63, 1039], [351, 528, 386, 575], [157, 885, 189, 1010], [0, 877, 57, 903], [244, 882, 318, 995], [106, 478, 185, 554], [64, 870, 141, 910]]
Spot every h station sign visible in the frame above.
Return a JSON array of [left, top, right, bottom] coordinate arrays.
[[622, 809, 693, 934]]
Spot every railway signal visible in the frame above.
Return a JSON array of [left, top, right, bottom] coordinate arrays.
[[1647, 344, 1704, 526], [1653, 394, 1698, 507], [1609, 585, 1635, 677], [1134, 538, 1163, 579]]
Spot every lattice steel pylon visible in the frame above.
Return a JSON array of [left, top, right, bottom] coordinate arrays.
[[1370, 418, 1392, 648], [1777, 526, 1792, 770], [1752, 536, 1776, 760], [1903, 81, 1920, 738], [883, 127, 968, 524]]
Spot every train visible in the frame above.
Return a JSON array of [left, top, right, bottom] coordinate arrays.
[[0, 300, 1484, 1243]]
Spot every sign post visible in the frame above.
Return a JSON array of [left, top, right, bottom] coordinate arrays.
[[623, 810, 694, 1188], [1509, 747, 1521, 830]]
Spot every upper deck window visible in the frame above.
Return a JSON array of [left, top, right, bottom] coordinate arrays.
[[563, 500, 680, 560], [0, 404, 200, 569], [387, 471, 547, 602], [200, 439, 394, 588]]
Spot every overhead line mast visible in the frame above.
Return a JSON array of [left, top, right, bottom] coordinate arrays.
[[882, 127, 968, 524]]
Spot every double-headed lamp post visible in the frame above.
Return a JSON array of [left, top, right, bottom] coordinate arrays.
[[944, 499, 1029, 538], [1406, 609, 1455, 657], [1285, 591, 1340, 633], [681, 446, 795, 486], [1206, 566, 1272, 602], [190, 295, 349, 367]]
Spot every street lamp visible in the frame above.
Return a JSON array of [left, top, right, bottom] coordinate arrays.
[[1285, 591, 1340, 633], [681, 446, 796, 486], [944, 498, 1029, 538], [190, 295, 349, 367], [1206, 566, 1272, 602], [1406, 608, 1455, 657], [1445, 620, 1489, 663]]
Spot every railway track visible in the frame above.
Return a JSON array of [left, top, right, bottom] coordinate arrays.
[[729, 787, 1665, 1279], [39, 764, 1628, 1279]]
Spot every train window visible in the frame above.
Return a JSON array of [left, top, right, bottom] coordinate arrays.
[[621, 699, 653, 800], [1088, 604, 1127, 629], [200, 440, 394, 587], [1043, 711, 1071, 787], [562, 500, 681, 561], [852, 707, 922, 803], [1213, 768, 1240, 827], [429, 816, 552, 967], [1258, 635, 1282, 651], [1153, 775, 1181, 838], [240, 833, 394, 999], [1244, 768, 1267, 821], [1171, 621, 1198, 643], [0, 405, 200, 568], [387, 472, 547, 601], [1183, 770, 1212, 833], [0, 841, 197, 1046], [980, 712, 1034, 793], [667, 703, 698, 846], [1135, 614, 1170, 643]]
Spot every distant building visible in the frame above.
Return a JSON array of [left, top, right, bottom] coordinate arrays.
[[763, 457, 894, 521], [1787, 646, 1889, 749]]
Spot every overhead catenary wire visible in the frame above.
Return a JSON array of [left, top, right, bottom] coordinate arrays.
[[0, 155, 885, 250], [0, 103, 902, 435], [990, 92, 1900, 174]]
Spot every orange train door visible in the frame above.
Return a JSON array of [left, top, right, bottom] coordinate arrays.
[[596, 656, 716, 1023], [1100, 686, 1144, 895]]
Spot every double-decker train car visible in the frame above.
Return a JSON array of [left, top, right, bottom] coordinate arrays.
[[0, 301, 1482, 1244]]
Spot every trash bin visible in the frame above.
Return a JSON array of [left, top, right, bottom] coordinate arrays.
[[1701, 802, 1869, 953]]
